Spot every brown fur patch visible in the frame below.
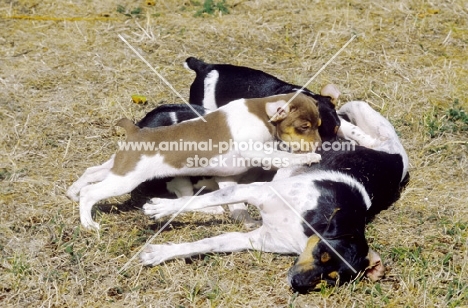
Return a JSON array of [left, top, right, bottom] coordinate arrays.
[[111, 111, 233, 175], [112, 93, 321, 175], [321, 252, 331, 263], [294, 235, 321, 272], [275, 94, 322, 151]]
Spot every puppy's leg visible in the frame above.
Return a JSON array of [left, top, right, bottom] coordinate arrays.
[[167, 177, 225, 215], [140, 226, 291, 265], [79, 172, 142, 229], [66, 155, 115, 201], [337, 120, 379, 148], [166, 177, 194, 198], [143, 182, 267, 220], [215, 177, 260, 228], [338, 101, 409, 177]]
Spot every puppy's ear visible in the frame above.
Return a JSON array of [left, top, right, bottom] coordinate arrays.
[[320, 84, 340, 106], [266, 100, 289, 122], [365, 249, 385, 282]]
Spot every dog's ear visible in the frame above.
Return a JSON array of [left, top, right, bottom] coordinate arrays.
[[266, 100, 289, 122], [365, 249, 385, 282], [320, 84, 340, 106]]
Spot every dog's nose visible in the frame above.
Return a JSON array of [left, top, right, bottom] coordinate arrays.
[[289, 276, 316, 294]]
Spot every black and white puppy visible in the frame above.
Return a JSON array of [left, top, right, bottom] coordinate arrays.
[[141, 101, 410, 292], [132, 59, 341, 222], [184, 57, 341, 142]]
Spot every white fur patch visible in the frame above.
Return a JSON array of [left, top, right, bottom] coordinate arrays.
[[203, 70, 219, 111], [307, 171, 372, 209], [169, 111, 178, 124], [221, 99, 272, 143]]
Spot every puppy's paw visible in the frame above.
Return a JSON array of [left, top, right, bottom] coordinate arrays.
[[142, 198, 180, 219], [140, 244, 173, 265], [66, 185, 80, 202], [80, 216, 100, 230], [305, 152, 321, 165], [291, 152, 321, 166]]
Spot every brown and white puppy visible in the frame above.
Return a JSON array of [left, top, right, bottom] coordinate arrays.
[[67, 93, 323, 229]]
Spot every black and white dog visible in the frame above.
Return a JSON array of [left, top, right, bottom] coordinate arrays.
[[141, 101, 409, 293], [184, 57, 341, 142]]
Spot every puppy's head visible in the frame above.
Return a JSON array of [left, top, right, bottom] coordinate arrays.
[[287, 234, 384, 293], [287, 182, 386, 294], [266, 93, 322, 152]]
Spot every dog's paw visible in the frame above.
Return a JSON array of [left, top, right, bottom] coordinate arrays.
[[80, 216, 100, 230], [305, 152, 321, 165], [140, 244, 173, 265], [291, 152, 321, 166], [66, 185, 80, 202], [142, 198, 180, 219]]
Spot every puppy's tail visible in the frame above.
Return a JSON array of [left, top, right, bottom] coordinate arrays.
[[184, 57, 209, 73], [116, 118, 139, 136]]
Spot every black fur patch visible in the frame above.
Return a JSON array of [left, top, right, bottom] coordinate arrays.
[[137, 104, 206, 128], [185, 57, 340, 142], [311, 144, 405, 218], [302, 180, 367, 239]]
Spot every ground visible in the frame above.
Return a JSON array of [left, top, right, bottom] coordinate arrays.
[[0, 0, 467, 307]]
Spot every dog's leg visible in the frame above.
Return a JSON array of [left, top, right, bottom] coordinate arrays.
[[66, 155, 115, 201], [141, 228, 270, 265], [166, 177, 194, 198], [142, 181, 306, 265], [337, 120, 379, 148], [338, 101, 409, 178], [79, 172, 143, 229], [143, 182, 267, 220], [215, 178, 260, 229], [167, 176, 225, 215]]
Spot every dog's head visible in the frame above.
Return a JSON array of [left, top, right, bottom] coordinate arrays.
[[286, 182, 385, 293], [266, 93, 322, 152], [287, 234, 384, 293]]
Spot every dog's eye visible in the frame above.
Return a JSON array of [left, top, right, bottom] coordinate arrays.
[[321, 252, 331, 263], [299, 122, 311, 131]]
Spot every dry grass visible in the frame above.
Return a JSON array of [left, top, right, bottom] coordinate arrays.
[[1, 0, 467, 306]]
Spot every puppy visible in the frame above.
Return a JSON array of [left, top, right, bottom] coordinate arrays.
[[185, 57, 341, 142], [67, 93, 323, 229]]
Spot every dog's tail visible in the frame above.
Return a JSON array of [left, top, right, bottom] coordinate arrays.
[[184, 57, 209, 73], [116, 118, 139, 136]]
